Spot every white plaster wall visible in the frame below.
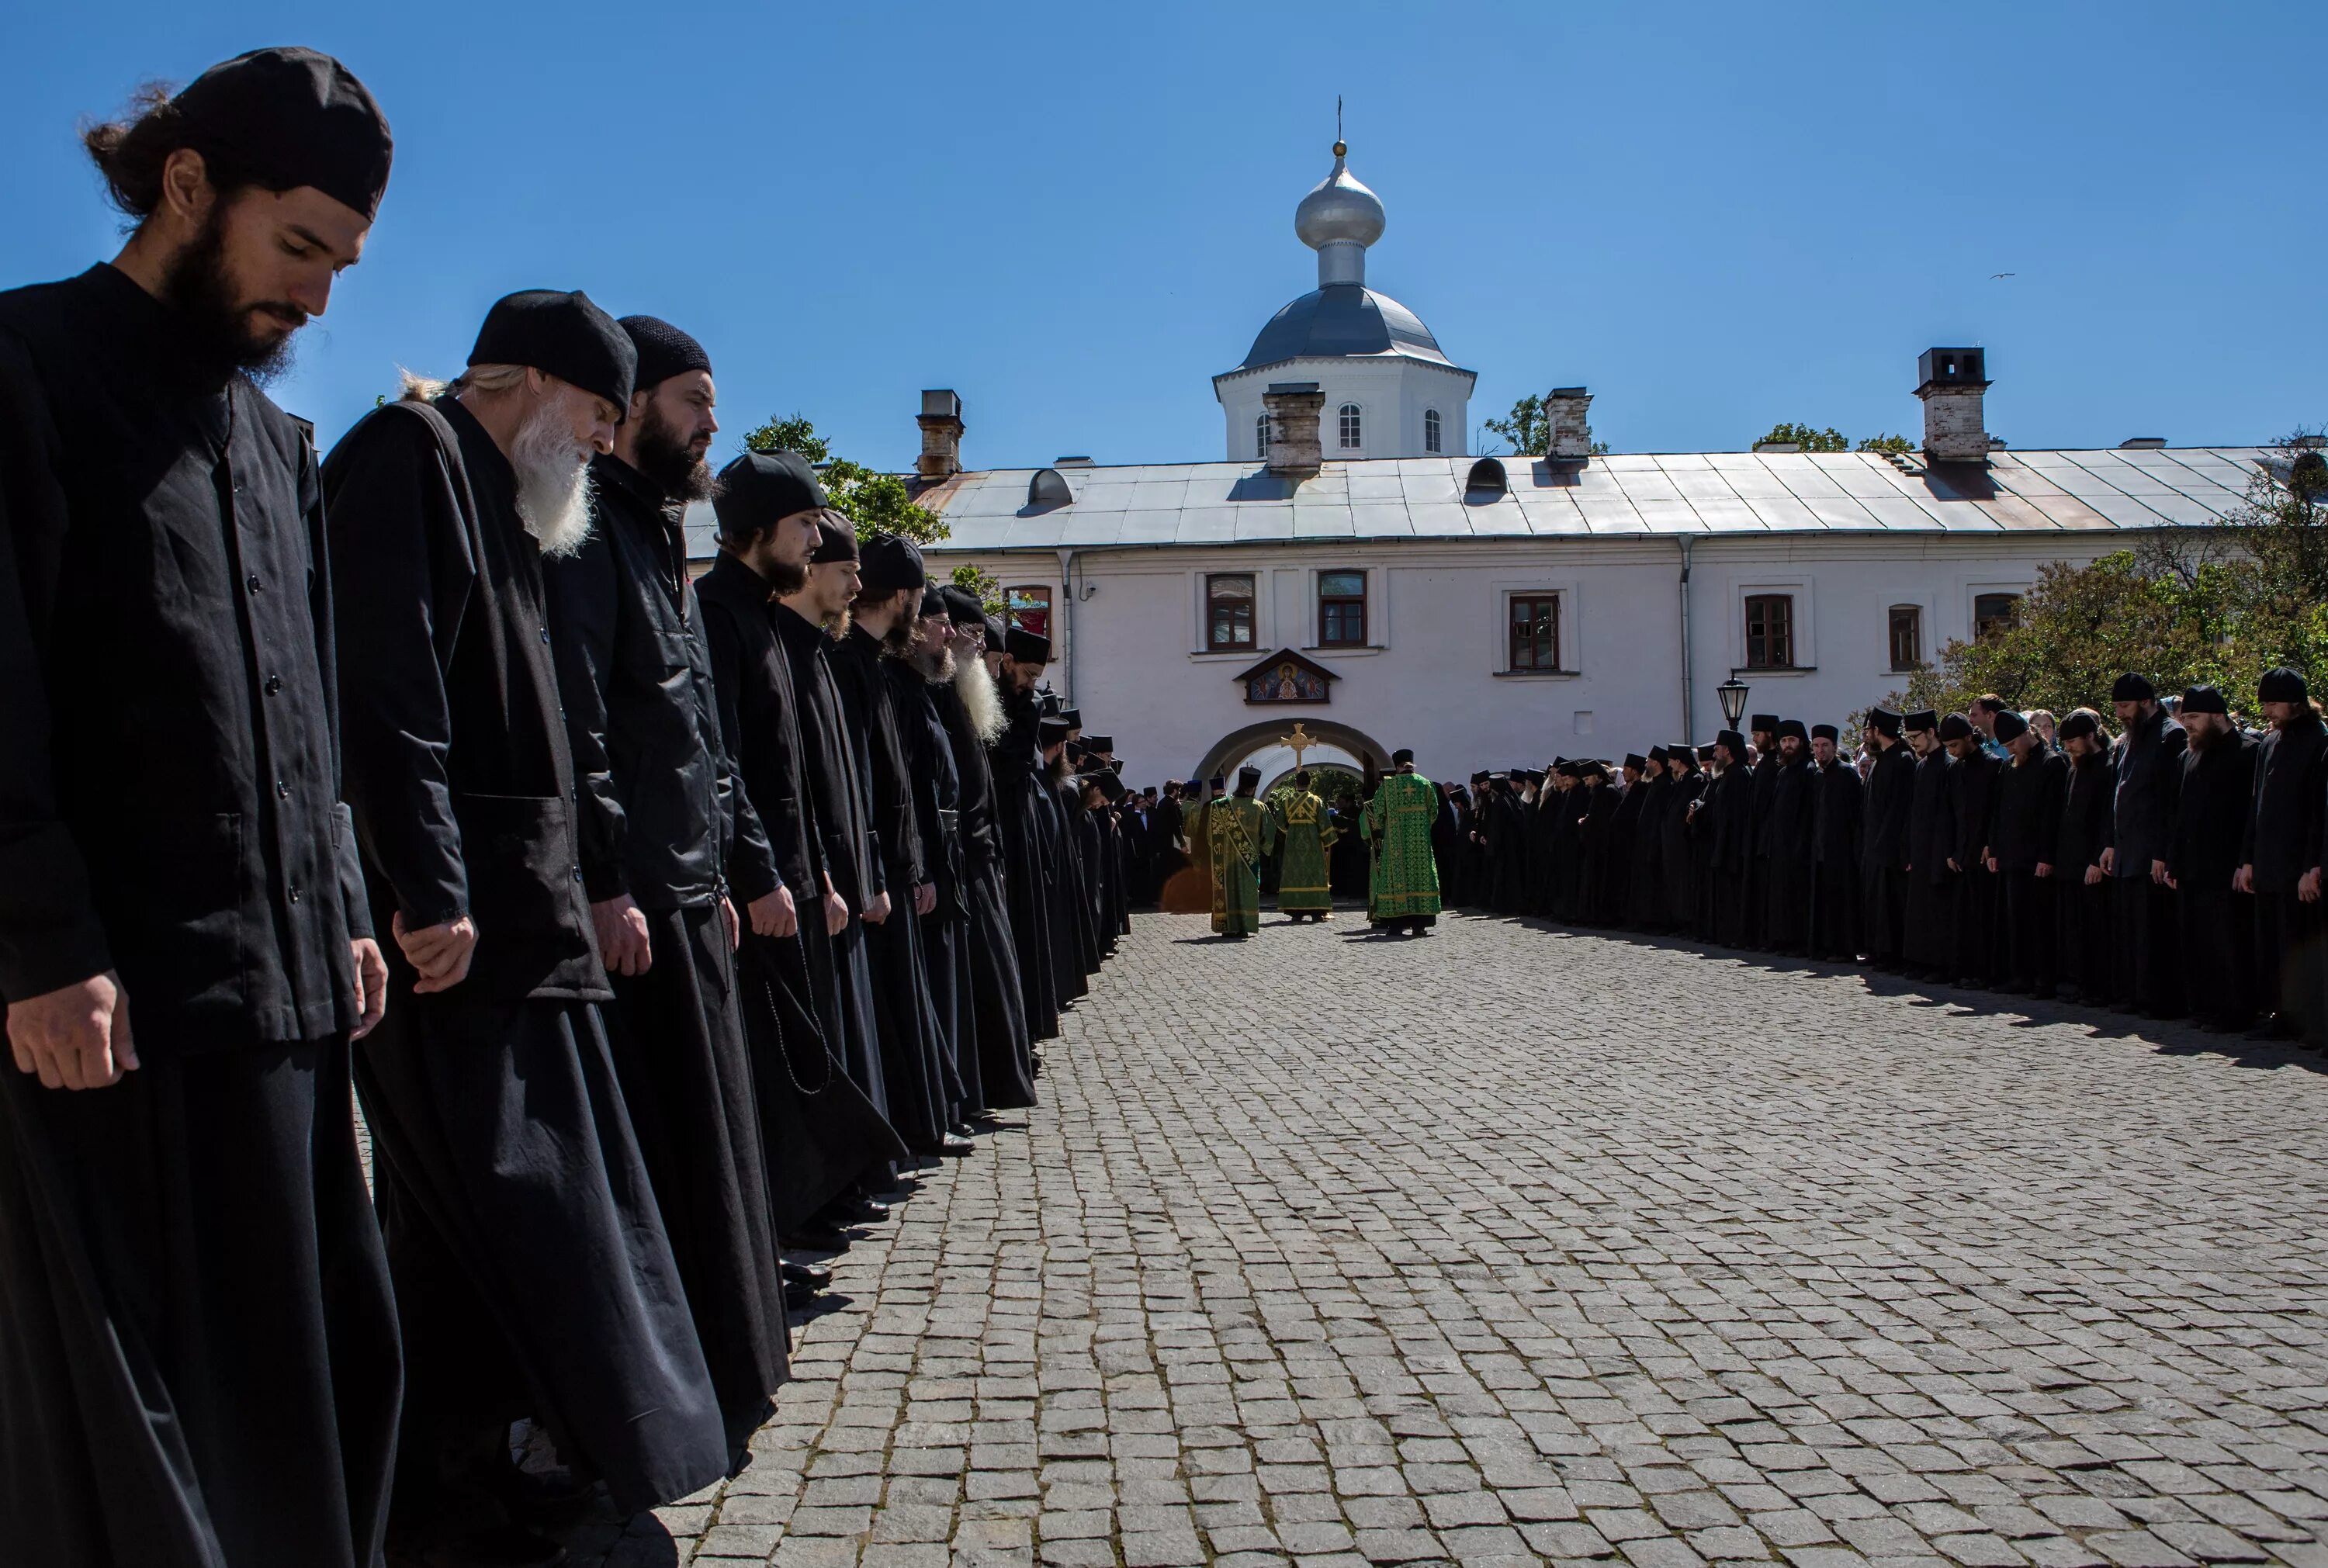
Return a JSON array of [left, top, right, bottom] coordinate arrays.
[[1214, 356, 1473, 462]]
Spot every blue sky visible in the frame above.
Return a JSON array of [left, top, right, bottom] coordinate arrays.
[[6, 1, 2322, 469]]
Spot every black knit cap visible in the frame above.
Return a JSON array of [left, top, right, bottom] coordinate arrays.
[[1810, 723, 1838, 742], [2260, 666, 2309, 704], [982, 615, 1007, 652], [1004, 625, 1051, 663], [618, 315, 712, 391], [938, 585, 987, 625], [469, 289, 636, 418], [857, 532, 926, 597], [1776, 718, 1808, 742], [918, 585, 947, 618], [171, 47, 393, 220], [1938, 713, 1974, 742], [1992, 709, 2030, 742], [2059, 711, 2099, 741], [2111, 671, 2157, 702], [713, 449, 827, 542], [2181, 685, 2227, 715], [809, 516, 858, 563]]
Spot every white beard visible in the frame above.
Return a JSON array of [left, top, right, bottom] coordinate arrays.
[[510, 407, 594, 558], [953, 649, 1004, 742]]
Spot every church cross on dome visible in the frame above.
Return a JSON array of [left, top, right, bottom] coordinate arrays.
[[1296, 106, 1384, 289]]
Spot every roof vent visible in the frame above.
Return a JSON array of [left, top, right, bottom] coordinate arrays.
[[1464, 458, 1509, 497], [2118, 437, 2167, 449], [1753, 441, 1801, 454], [1027, 468, 1074, 509], [1054, 455, 1095, 468]]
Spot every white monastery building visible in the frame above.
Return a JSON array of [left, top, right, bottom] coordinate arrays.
[[703, 140, 2281, 791]]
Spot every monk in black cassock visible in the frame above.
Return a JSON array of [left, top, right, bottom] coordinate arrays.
[[1707, 732, 1756, 946], [1340, 788, 1377, 901], [1625, 749, 1672, 929], [2107, 673, 2186, 1017], [0, 50, 402, 1568], [1576, 763, 1621, 924], [1945, 715, 2003, 987], [1055, 709, 1107, 971], [329, 291, 731, 1550], [2053, 711, 2118, 1003], [1481, 774, 1526, 915], [1742, 716, 1781, 948], [1608, 754, 1647, 923], [1154, 782, 1190, 898], [1808, 725, 1863, 961], [990, 632, 1071, 1031], [543, 317, 786, 1459], [830, 535, 967, 1155], [1986, 709, 2066, 995], [696, 452, 906, 1239], [889, 586, 982, 1116], [1693, 746, 1725, 938], [1660, 747, 1703, 932], [1762, 721, 1817, 955], [1859, 709, 1914, 969], [933, 587, 1038, 1107], [1901, 710, 1958, 976], [2240, 668, 2326, 1042], [1521, 769, 1554, 916], [2168, 687, 2256, 1032]]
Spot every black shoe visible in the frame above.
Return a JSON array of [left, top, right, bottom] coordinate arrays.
[[2245, 1016, 2292, 1041], [938, 1133, 975, 1157], [390, 1524, 570, 1568], [781, 1258, 832, 1291], [783, 1222, 852, 1252], [819, 1197, 887, 1226]]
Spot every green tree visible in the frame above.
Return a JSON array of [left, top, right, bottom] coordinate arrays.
[[1856, 432, 1914, 455], [1481, 393, 1606, 457], [1756, 421, 1848, 452], [738, 413, 950, 545], [949, 562, 1005, 614]]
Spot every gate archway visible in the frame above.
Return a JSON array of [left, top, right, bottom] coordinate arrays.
[[1193, 718, 1390, 785]]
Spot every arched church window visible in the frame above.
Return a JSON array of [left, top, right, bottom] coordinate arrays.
[[1425, 409, 1442, 454], [1256, 414, 1270, 459], [1338, 403, 1362, 450]]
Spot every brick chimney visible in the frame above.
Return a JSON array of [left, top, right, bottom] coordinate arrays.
[[916, 389, 965, 480], [1262, 382, 1325, 476], [1914, 348, 1990, 462], [1547, 387, 1595, 460]]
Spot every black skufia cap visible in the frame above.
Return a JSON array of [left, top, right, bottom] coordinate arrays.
[[1776, 718, 1808, 742], [1810, 723, 1838, 742], [469, 289, 636, 418], [618, 315, 711, 390], [918, 585, 947, 618], [1938, 713, 1974, 742], [939, 585, 987, 625], [1391, 747, 1415, 766], [1867, 707, 1904, 738], [1750, 714, 1779, 734], [1004, 626, 1051, 663], [2260, 666, 2308, 704], [172, 46, 393, 220], [2181, 685, 2227, 715], [809, 516, 858, 563], [1647, 746, 1669, 763], [1714, 729, 1747, 756], [1992, 709, 2030, 741], [858, 532, 927, 596], [1624, 753, 1647, 770], [2111, 672, 2157, 702], [714, 449, 827, 541], [982, 615, 1007, 652], [2059, 711, 2099, 741]]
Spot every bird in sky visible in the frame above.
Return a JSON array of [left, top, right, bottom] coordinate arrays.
[[1990, 272, 2017, 279]]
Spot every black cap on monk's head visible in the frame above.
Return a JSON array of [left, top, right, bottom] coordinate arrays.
[[809, 516, 858, 563], [713, 449, 826, 543], [168, 46, 394, 219], [1867, 706, 1904, 738], [1391, 747, 1415, 766], [1904, 709, 1938, 734], [469, 289, 636, 418], [2181, 685, 2227, 715], [1776, 718, 1808, 742], [618, 315, 712, 391], [857, 532, 926, 597], [938, 585, 987, 626], [2111, 672, 2157, 702], [1992, 709, 2030, 742], [1750, 714, 1779, 735], [2260, 666, 2309, 704], [983, 616, 1008, 653], [1810, 723, 1839, 742], [2059, 711, 2099, 742], [1004, 626, 1051, 663], [1939, 713, 1974, 742]]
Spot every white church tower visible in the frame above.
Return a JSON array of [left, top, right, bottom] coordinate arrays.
[[1213, 137, 1475, 462]]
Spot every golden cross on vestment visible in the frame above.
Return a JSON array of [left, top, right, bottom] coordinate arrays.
[[1280, 722, 1318, 771]]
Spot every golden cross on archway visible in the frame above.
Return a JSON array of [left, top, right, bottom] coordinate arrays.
[[1280, 722, 1318, 771]]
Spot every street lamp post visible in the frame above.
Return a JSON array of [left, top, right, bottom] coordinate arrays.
[[1716, 676, 1750, 731]]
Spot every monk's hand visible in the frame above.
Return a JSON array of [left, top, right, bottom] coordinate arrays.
[[6, 971, 136, 1090], [719, 896, 740, 952], [2234, 864, 2254, 894], [2083, 864, 2104, 887], [2099, 847, 2115, 875], [393, 912, 478, 995], [823, 888, 849, 936], [749, 886, 799, 940], [2301, 867, 2322, 904], [2035, 862, 2053, 879], [591, 895, 653, 977], [913, 881, 937, 917], [864, 891, 892, 926], [350, 938, 389, 1039], [2150, 858, 2170, 886]]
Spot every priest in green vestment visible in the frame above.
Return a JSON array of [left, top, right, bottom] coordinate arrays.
[[1207, 767, 1278, 937], [1360, 749, 1444, 936], [1270, 770, 1339, 921]]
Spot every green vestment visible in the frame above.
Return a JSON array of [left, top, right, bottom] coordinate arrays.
[[1360, 770, 1443, 922], [1271, 791, 1337, 914], [1207, 795, 1277, 936]]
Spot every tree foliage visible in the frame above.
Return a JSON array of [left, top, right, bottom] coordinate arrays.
[[1857, 432, 1914, 455], [1885, 431, 2328, 721], [1481, 393, 1606, 456], [1757, 421, 1849, 452], [948, 562, 1005, 614], [738, 413, 951, 545]]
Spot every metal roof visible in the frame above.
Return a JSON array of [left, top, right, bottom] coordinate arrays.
[[907, 446, 2271, 555], [1227, 283, 1456, 374]]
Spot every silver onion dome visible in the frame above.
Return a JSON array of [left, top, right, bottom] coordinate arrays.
[[1294, 142, 1384, 286]]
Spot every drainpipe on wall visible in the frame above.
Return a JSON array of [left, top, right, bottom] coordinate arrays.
[[1677, 536, 1696, 744], [1055, 547, 1076, 704]]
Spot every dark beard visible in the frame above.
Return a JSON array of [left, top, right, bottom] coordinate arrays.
[[880, 618, 914, 656], [632, 403, 715, 502], [767, 558, 808, 596], [159, 203, 304, 382]]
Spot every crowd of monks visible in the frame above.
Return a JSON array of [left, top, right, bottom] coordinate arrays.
[[0, 47, 1149, 1568], [1422, 674, 2328, 1042]]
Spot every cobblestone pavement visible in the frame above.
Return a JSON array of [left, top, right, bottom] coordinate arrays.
[[567, 908, 2328, 1568]]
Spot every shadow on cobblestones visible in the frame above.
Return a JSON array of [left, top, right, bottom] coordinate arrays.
[[560, 909, 2328, 1568]]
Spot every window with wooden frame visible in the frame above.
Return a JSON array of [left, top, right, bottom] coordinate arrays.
[[1255, 414, 1270, 459], [1744, 593, 1796, 670], [1318, 569, 1367, 647], [1006, 585, 1051, 639], [1205, 573, 1256, 650], [1973, 591, 2022, 639], [1887, 604, 1922, 670], [1508, 594, 1561, 671]]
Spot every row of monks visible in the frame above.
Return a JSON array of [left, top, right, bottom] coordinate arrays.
[[1423, 672, 2328, 1041], [0, 46, 1147, 1568]]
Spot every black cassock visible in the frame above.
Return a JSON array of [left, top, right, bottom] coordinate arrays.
[[888, 657, 979, 1113], [0, 265, 400, 1568], [546, 455, 787, 1455], [1625, 774, 1672, 928], [1859, 742, 1914, 965], [1052, 777, 1100, 984], [327, 395, 727, 1518], [2111, 708, 2188, 1016], [1762, 755, 1817, 954], [695, 556, 904, 1229], [2171, 732, 2257, 1030], [1708, 766, 1755, 946], [829, 627, 958, 1151], [2055, 749, 2117, 1001], [1578, 784, 1620, 925], [993, 692, 1071, 1030], [2243, 715, 2328, 1038], [1904, 748, 1959, 973], [1742, 753, 1780, 947], [1990, 749, 2067, 993], [1523, 789, 1555, 917], [1661, 770, 1706, 932], [1950, 748, 2003, 984], [1427, 795, 1464, 906], [774, 602, 894, 1120], [1810, 758, 1862, 961], [932, 680, 1038, 1107], [1607, 777, 1644, 923], [1484, 788, 1528, 915]]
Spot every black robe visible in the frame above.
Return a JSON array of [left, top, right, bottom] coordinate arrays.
[[1990, 749, 2067, 992], [1743, 753, 1780, 947], [1626, 774, 1672, 928], [2172, 732, 2257, 1028], [932, 680, 1038, 1107], [1428, 794, 1464, 906], [0, 264, 399, 1568], [1859, 742, 1915, 965], [1607, 776, 1644, 922], [327, 393, 727, 1517], [1904, 747, 1959, 972], [1577, 784, 1620, 925], [1810, 758, 1863, 961], [2244, 715, 2328, 1036], [1762, 755, 1817, 952], [1661, 770, 1706, 931], [888, 659, 975, 1115], [1708, 765, 1756, 946], [1484, 789, 1528, 915], [1951, 748, 2004, 983], [829, 626, 958, 1151], [2055, 748, 2117, 1001], [992, 692, 1071, 1030], [695, 556, 905, 1228]]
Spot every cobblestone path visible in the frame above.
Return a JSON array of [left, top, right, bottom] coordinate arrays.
[[569, 909, 2328, 1568]]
